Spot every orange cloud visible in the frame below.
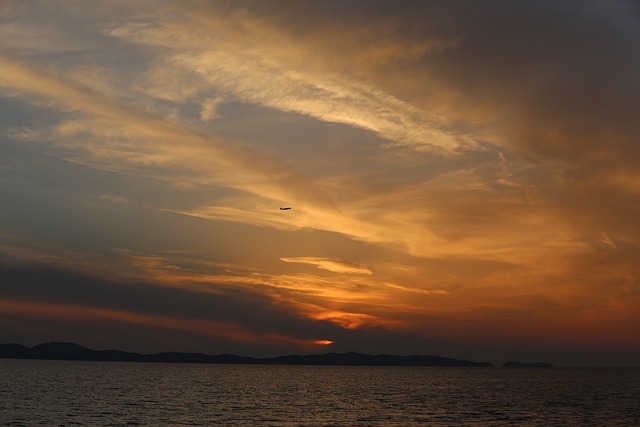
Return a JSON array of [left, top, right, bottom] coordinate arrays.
[[281, 257, 372, 275]]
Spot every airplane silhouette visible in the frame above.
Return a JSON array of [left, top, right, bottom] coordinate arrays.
[[280, 207, 292, 210]]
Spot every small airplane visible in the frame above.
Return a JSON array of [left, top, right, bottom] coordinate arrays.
[[279, 207, 292, 210]]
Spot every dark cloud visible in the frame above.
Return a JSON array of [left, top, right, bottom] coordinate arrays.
[[0, 262, 334, 345], [0, 261, 465, 359]]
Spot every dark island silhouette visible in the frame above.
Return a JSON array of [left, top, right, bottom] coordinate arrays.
[[0, 342, 495, 367], [502, 361, 554, 368]]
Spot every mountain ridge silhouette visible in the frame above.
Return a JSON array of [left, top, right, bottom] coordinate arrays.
[[0, 342, 495, 367]]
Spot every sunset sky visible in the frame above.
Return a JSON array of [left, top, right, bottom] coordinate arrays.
[[1, 0, 639, 366]]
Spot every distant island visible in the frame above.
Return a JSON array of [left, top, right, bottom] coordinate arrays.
[[0, 342, 494, 367], [502, 361, 554, 368]]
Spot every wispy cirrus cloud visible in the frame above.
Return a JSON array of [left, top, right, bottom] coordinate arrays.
[[104, 6, 472, 153], [281, 257, 372, 275], [0, 55, 336, 208]]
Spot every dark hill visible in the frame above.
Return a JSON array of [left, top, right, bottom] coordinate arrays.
[[0, 342, 493, 367], [32, 342, 97, 360], [0, 343, 31, 359], [502, 361, 553, 368], [263, 351, 492, 367]]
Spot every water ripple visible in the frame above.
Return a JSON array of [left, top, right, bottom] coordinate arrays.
[[1, 360, 639, 426]]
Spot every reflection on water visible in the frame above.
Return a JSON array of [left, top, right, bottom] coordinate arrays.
[[1, 359, 639, 426]]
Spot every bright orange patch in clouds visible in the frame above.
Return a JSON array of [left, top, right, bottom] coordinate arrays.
[[303, 309, 409, 331], [262, 334, 335, 348], [309, 311, 378, 330], [312, 340, 334, 346]]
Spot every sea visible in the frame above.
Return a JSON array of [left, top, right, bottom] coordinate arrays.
[[1, 359, 639, 426]]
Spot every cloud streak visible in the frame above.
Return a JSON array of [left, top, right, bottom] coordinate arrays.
[[281, 257, 372, 275], [0, 54, 337, 209], [105, 7, 470, 153]]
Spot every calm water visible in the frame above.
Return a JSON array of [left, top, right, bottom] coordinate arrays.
[[1, 359, 639, 426]]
